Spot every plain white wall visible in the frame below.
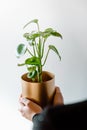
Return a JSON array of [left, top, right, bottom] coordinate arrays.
[[0, 0, 87, 129]]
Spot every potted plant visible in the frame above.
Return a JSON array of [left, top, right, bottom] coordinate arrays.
[[16, 19, 62, 108]]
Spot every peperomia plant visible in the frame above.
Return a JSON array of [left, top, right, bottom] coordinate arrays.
[[16, 19, 62, 82]]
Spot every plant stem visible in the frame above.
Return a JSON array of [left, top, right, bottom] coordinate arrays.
[[33, 45, 36, 56], [37, 65, 42, 82], [42, 48, 50, 66], [27, 48, 33, 56], [17, 63, 25, 66], [36, 21, 43, 82], [37, 22, 40, 32], [35, 40, 38, 56], [41, 38, 46, 58]]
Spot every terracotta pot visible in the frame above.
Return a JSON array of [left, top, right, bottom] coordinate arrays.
[[21, 71, 55, 108]]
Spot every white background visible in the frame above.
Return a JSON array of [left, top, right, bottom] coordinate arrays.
[[0, 0, 87, 129]]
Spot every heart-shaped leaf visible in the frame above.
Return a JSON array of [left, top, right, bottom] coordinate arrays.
[[51, 31, 62, 39], [23, 19, 38, 29], [49, 45, 61, 60], [23, 32, 40, 40], [43, 28, 62, 39], [27, 70, 37, 79], [25, 56, 40, 65], [16, 44, 27, 58]]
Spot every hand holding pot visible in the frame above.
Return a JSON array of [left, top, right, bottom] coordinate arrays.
[[19, 86, 64, 121]]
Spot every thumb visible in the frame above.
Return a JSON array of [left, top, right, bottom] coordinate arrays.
[[53, 87, 64, 106], [22, 98, 30, 105]]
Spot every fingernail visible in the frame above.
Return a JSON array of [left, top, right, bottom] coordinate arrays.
[[23, 98, 27, 102], [56, 87, 60, 93], [23, 98, 30, 105]]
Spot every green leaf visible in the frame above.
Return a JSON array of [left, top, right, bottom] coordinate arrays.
[[43, 28, 62, 39], [23, 19, 38, 29], [43, 28, 53, 38], [27, 70, 37, 79], [23, 33, 30, 40], [25, 56, 41, 65], [27, 66, 36, 71], [16, 44, 27, 58], [23, 32, 40, 41], [49, 45, 61, 60], [44, 28, 54, 32], [51, 31, 62, 39]]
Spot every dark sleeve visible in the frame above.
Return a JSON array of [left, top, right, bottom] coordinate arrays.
[[32, 100, 87, 130], [32, 108, 53, 130]]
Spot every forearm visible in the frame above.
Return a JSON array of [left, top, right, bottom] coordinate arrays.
[[32, 100, 87, 130], [32, 107, 52, 130]]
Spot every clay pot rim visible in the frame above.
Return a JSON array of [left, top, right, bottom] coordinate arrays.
[[21, 71, 55, 84]]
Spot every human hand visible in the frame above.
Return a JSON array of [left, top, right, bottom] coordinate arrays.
[[19, 86, 64, 121], [53, 86, 64, 106], [19, 96, 42, 121]]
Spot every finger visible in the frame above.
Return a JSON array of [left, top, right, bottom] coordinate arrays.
[[55, 86, 61, 93], [19, 97, 27, 106], [18, 107, 25, 117], [19, 100, 25, 106], [22, 98, 30, 106], [53, 87, 64, 106], [19, 94, 22, 102]]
